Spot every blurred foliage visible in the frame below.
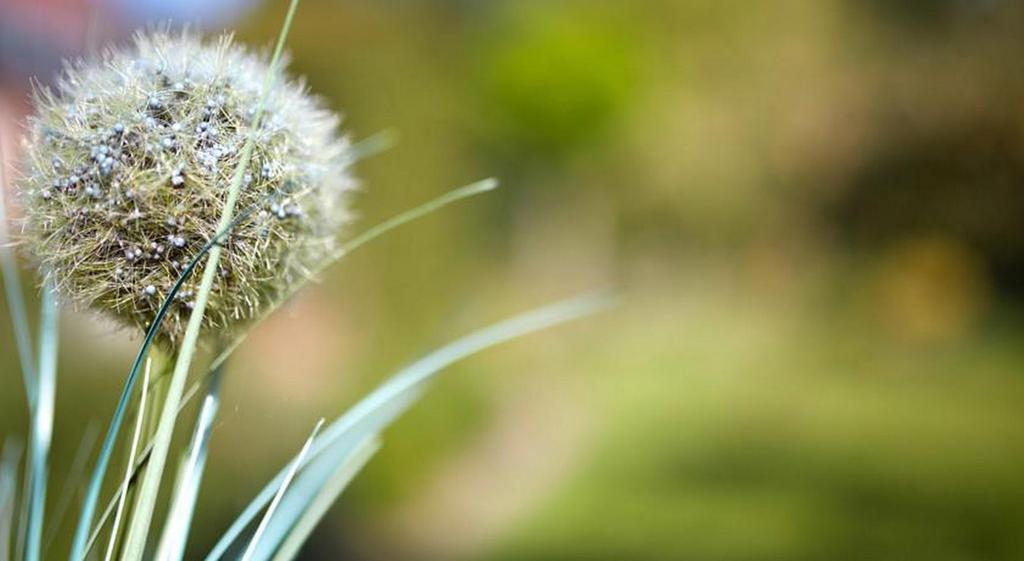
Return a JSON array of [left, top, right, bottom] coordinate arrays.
[[471, 4, 641, 160], [3, 0, 1024, 559]]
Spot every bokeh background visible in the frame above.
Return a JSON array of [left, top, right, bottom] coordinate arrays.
[[3, 0, 1024, 559]]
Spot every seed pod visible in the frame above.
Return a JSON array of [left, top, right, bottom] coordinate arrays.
[[18, 30, 357, 344]]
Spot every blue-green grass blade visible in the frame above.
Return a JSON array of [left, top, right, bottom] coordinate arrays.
[[102, 359, 152, 561], [81, 377, 207, 557], [239, 419, 324, 561], [244, 431, 389, 561], [205, 290, 612, 561], [153, 360, 226, 561], [346, 130, 397, 164], [25, 282, 59, 561], [267, 438, 379, 561]]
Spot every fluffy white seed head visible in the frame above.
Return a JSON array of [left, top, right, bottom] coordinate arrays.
[[18, 30, 357, 344]]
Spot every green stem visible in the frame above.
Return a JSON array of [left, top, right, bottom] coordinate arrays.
[[25, 281, 59, 561]]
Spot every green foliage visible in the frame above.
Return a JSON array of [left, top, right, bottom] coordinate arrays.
[[475, 5, 639, 157]]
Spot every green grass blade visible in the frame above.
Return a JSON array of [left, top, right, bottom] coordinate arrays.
[[246, 432, 383, 561], [83, 368, 220, 557], [102, 359, 152, 561], [205, 290, 612, 561], [0, 439, 23, 561], [346, 130, 397, 164], [340, 177, 498, 255], [25, 282, 59, 561], [153, 361, 226, 561], [210, 177, 499, 371], [118, 2, 303, 559], [0, 134, 37, 409], [239, 419, 324, 561], [261, 437, 379, 561]]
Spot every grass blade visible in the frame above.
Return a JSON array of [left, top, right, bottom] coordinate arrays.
[[0, 439, 23, 561], [0, 134, 37, 409], [239, 419, 324, 561], [153, 361, 227, 561], [346, 129, 397, 164], [102, 359, 152, 561], [25, 281, 59, 561], [210, 177, 499, 371], [118, 2, 303, 558], [339, 177, 498, 257], [205, 290, 612, 560], [246, 431, 382, 561], [265, 437, 379, 561]]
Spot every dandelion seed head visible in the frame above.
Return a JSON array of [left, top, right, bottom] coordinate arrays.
[[18, 30, 357, 344]]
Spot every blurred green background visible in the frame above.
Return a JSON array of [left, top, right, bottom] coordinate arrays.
[[3, 0, 1024, 559]]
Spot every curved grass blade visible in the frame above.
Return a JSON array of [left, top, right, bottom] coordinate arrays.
[[119, 3, 303, 558], [239, 419, 324, 561], [267, 438, 378, 561], [210, 177, 499, 371], [246, 432, 382, 561], [102, 359, 152, 561], [255, 436, 378, 561], [205, 290, 612, 560], [70, 197, 276, 561], [82, 378, 206, 557], [153, 360, 227, 561], [25, 281, 59, 561]]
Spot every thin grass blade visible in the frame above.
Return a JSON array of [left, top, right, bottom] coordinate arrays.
[[210, 177, 499, 371], [82, 376, 210, 557], [245, 432, 383, 561], [205, 290, 612, 560], [102, 359, 152, 561], [239, 419, 324, 561], [153, 361, 227, 561], [346, 130, 397, 164], [262, 437, 379, 561], [25, 281, 59, 561]]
